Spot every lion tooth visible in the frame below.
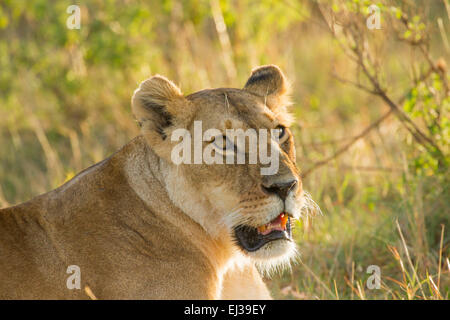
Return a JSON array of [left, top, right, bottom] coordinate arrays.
[[257, 212, 289, 235]]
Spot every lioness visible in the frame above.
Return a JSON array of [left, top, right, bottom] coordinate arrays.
[[0, 65, 310, 299]]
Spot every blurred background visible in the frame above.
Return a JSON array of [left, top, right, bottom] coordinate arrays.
[[0, 0, 448, 299]]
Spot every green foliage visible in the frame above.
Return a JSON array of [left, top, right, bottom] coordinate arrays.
[[403, 74, 450, 176]]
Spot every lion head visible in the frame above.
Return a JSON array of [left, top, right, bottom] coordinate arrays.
[[131, 65, 313, 271]]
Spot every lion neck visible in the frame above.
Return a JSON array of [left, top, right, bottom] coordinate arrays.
[[123, 136, 243, 278]]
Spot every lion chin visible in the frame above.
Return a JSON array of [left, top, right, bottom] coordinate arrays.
[[247, 238, 298, 273]]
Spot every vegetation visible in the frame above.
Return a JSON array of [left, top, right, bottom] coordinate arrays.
[[0, 0, 448, 299]]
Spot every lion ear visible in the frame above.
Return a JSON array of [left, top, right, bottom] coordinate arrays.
[[132, 75, 186, 140], [244, 65, 291, 111]]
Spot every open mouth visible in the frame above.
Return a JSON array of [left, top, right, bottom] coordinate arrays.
[[234, 213, 292, 252]]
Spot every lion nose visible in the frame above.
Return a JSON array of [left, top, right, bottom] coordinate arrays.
[[261, 180, 297, 201]]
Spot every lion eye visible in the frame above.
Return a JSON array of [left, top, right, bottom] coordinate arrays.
[[212, 135, 235, 154], [274, 125, 288, 143]]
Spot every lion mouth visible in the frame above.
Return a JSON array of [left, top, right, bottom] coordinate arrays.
[[234, 213, 292, 252]]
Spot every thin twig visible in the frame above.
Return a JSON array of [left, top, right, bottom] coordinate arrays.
[[331, 73, 378, 94], [302, 109, 392, 178], [303, 64, 434, 177], [320, 3, 445, 165]]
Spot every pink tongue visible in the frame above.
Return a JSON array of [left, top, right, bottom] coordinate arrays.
[[260, 224, 284, 235], [258, 213, 288, 235]]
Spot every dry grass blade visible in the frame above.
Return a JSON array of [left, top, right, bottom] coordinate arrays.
[[84, 285, 98, 300], [437, 224, 445, 290], [428, 276, 442, 299], [299, 260, 336, 299], [396, 220, 427, 299]]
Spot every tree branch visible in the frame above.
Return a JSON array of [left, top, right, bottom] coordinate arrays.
[[302, 109, 393, 178]]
